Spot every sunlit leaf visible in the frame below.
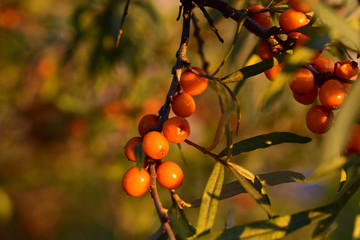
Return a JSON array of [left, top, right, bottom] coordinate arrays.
[[196, 162, 225, 235], [226, 162, 275, 218], [193, 203, 338, 240], [219, 132, 311, 157], [190, 171, 306, 207]]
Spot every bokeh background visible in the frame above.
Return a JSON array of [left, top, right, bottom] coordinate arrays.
[[0, 0, 359, 239]]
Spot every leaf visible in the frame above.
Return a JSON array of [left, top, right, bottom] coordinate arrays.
[[135, 142, 144, 170], [196, 162, 225, 235], [218, 132, 311, 157], [190, 171, 306, 207], [168, 203, 196, 239], [193, 203, 339, 240], [220, 53, 289, 83], [226, 162, 275, 218]]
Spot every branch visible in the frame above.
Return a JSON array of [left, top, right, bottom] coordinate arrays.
[[116, 0, 131, 49], [149, 163, 176, 240]]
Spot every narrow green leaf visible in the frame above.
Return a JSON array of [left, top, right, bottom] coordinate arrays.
[[220, 53, 289, 83], [196, 162, 225, 235], [168, 203, 196, 239], [190, 171, 306, 207], [226, 162, 275, 218], [353, 214, 360, 239], [135, 142, 144, 170], [193, 203, 339, 240], [219, 132, 311, 157]]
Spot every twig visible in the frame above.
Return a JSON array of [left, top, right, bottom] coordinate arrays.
[[184, 139, 224, 162], [115, 0, 131, 49], [198, 6, 224, 43], [149, 163, 176, 240], [191, 13, 210, 72]]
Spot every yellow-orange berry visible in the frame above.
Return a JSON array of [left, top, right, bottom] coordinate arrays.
[[156, 161, 184, 189], [124, 136, 142, 162], [143, 131, 169, 159], [180, 67, 208, 96], [311, 56, 334, 73], [256, 40, 277, 60], [172, 93, 196, 117], [122, 167, 150, 197], [319, 79, 346, 110], [288, 0, 318, 13], [293, 85, 318, 105], [248, 5, 272, 29], [138, 114, 159, 137], [334, 60, 359, 80], [306, 105, 334, 134], [289, 68, 315, 94], [265, 63, 285, 81], [162, 117, 190, 143], [279, 9, 309, 37]]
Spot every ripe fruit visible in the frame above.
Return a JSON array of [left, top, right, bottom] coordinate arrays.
[[180, 67, 208, 96], [248, 5, 272, 29], [295, 33, 310, 46], [311, 56, 334, 73], [289, 68, 315, 94], [122, 167, 150, 197], [319, 79, 346, 110], [172, 93, 196, 117], [143, 131, 169, 159], [124, 136, 142, 161], [265, 63, 285, 80], [162, 117, 190, 143], [279, 9, 309, 37], [288, 0, 317, 13], [306, 105, 334, 134], [293, 85, 318, 105], [334, 60, 359, 80], [346, 124, 360, 154], [138, 114, 159, 137], [256, 40, 277, 60], [156, 161, 184, 189]]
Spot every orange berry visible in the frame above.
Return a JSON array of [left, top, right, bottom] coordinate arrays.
[[311, 56, 334, 73], [288, 0, 318, 13], [279, 9, 309, 37], [162, 117, 190, 143], [346, 124, 360, 154], [264, 63, 285, 80], [156, 161, 184, 189], [143, 131, 169, 159], [334, 60, 359, 80], [248, 5, 272, 29], [172, 93, 196, 117], [122, 167, 150, 197], [256, 40, 277, 60], [343, 73, 358, 92], [319, 79, 346, 110], [138, 114, 159, 137], [180, 67, 208, 96], [295, 33, 310, 46], [124, 137, 143, 162], [289, 68, 315, 94], [306, 105, 334, 134], [293, 85, 318, 105]]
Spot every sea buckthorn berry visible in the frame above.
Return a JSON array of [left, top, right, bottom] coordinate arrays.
[[265, 63, 285, 81], [334, 60, 359, 80], [156, 161, 184, 189], [256, 40, 277, 60], [180, 67, 208, 96], [279, 9, 309, 37], [346, 124, 360, 154], [143, 131, 169, 159], [162, 117, 190, 143], [288, 0, 318, 13], [293, 85, 318, 105], [311, 56, 334, 73], [343, 73, 358, 92], [295, 33, 310, 47], [289, 68, 315, 94], [248, 5, 272, 29], [319, 79, 346, 110], [306, 105, 334, 134], [124, 136, 142, 161], [172, 93, 195, 118], [122, 167, 150, 197], [138, 114, 159, 137]]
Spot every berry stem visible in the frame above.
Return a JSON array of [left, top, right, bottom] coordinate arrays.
[[149, 163, 176, 240], [184, 139, 224, 163]]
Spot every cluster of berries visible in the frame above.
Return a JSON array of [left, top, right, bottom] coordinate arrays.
[[249, 1, 359, 135], [122, 67, 208, 197]]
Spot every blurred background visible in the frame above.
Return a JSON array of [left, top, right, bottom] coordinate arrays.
[[0, 0, 359, 239]]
